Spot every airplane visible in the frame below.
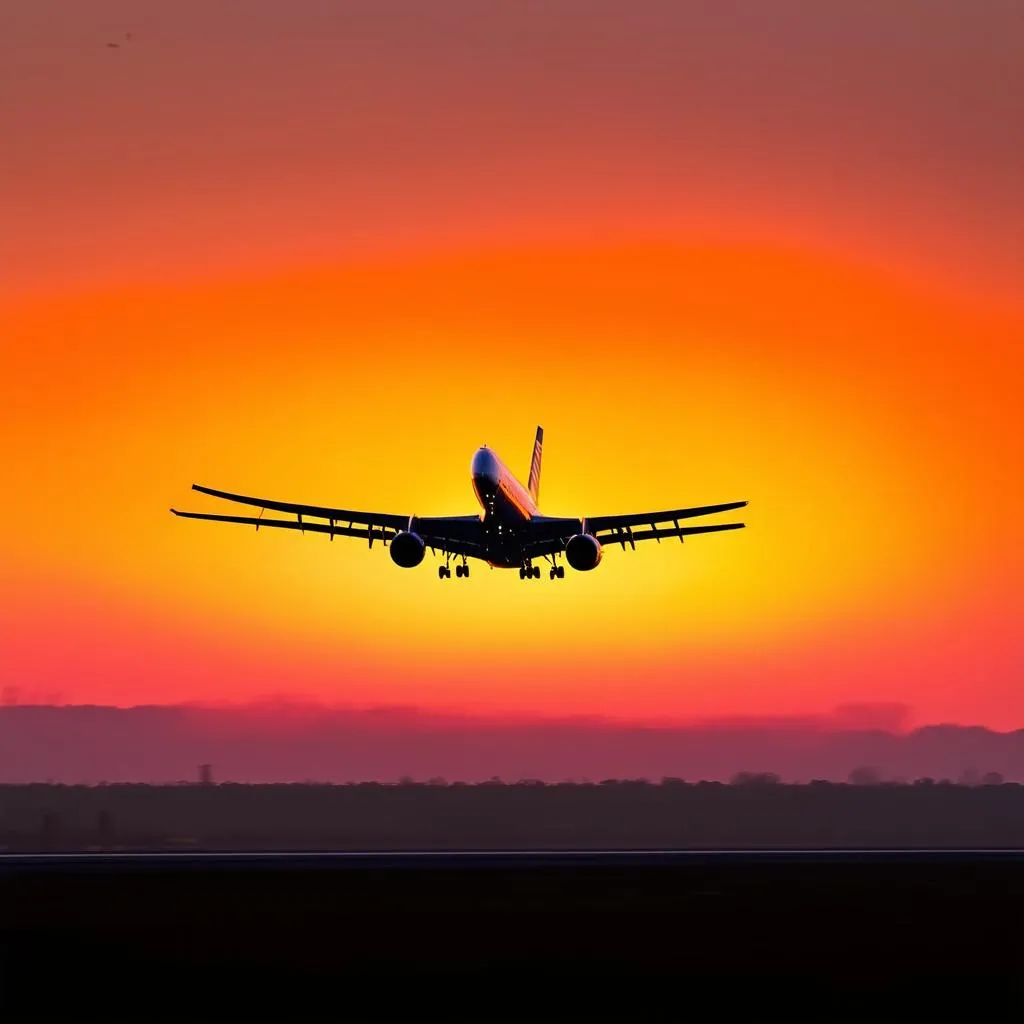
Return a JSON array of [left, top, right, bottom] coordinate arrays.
[[170, 427, 747, 580]]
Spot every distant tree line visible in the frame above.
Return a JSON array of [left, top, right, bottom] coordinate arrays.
[[0, 777, 1020, 851]]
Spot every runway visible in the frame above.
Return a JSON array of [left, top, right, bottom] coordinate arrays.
[[3, 846, 1024, 871], [3, 847, 1023, 1018]]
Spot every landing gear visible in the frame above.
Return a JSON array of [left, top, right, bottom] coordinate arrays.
[[549, 565, 565, 579], [520, 564, 541, 579], [441, 557, 469, 579]]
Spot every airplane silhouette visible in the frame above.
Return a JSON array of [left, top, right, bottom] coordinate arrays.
[[171, 427, 746, 580]]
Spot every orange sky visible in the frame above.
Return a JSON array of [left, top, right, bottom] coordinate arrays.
[[2, 2, 1022, 727]]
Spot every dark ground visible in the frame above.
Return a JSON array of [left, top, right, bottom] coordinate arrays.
[[1, 851, 1022, 1020], [3, 779, 1024, 850], [3, 784, 1024, 1019]]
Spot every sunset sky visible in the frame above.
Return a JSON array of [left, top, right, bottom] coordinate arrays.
[[2, 2, 1022, 729]]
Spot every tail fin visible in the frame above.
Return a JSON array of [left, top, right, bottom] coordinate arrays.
[[528, 426, 543, 505]]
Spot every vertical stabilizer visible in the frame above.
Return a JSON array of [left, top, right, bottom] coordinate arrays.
[[528, 426, 543, 505]]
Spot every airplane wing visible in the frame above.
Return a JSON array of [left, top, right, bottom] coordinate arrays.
[[171, 484, 488, 559], [586, 501, 748, 550], [584, 501, 747, 534], [522, 501, 747, 559]]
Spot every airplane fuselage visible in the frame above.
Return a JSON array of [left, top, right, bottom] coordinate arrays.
[[471, 446, 539, 568]]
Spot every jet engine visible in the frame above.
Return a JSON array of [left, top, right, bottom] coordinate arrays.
[[565, 533, 603, 571], [389, 531, 426, 568]]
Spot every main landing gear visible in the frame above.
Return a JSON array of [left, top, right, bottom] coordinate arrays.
[[520, 564, 560, 579], [439, 558, 470, 580], [520, 557, 565, 580]]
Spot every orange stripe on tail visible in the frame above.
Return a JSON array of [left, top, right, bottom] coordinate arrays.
[[528, 426, 543, 505]]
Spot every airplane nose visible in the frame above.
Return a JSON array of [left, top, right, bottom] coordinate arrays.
[[471, 447, 500, 487]]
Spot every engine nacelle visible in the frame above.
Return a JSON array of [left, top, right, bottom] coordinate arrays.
[[389, 531, 426, 568], [565, 533, 603, 571]]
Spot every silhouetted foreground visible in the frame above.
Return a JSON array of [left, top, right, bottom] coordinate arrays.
[[2, 851, 1022, 1019], [3, 779, 1024, 851]]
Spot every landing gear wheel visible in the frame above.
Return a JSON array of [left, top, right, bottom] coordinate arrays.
[[556, 566, 565, 578], [438, 566, 448, 579], [519, 567, 526, 580], [462, 564, 470, 578], [532, 565, 541, 579], [549, 568, 556, 580]]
